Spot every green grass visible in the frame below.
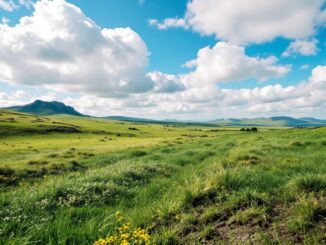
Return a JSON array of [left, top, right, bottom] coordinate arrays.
[[0, 110, 325, 244]]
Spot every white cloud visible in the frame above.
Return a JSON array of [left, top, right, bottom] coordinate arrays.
[[0, 89, 32, 107], [2, 65, 324, 119], [0, 0, 17, 11], [309, 65, 326, 90], [147, 71, 185, 93], [153, 0, 325, 45], [0, 1, 325, 119], [12, 90, 29, 99], [181, 42, 290, 88], [282, 39, 319, 57], [0, 0, 153, 98], [148, 18, 189, 30], [51, 66, 326, 119]]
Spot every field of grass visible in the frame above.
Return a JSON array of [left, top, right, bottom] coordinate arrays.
[[0, 109, 325, 244]]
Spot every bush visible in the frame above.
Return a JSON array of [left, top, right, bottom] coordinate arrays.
[[240, 128, 258, 132]]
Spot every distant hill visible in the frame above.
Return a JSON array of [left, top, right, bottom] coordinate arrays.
[[105, 115, 326, 127], [4, 100, 325, 127], [5, 100, 83, 116], [104, 116, 215, 127], [104, 116, 158, 123], [208, 116, 326, 127]]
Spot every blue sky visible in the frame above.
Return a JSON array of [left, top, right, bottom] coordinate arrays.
[[69, 0, 217, 75], [0, 0, 325, 119]]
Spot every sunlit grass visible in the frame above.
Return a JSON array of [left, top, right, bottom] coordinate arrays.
[[0, 110, 325, 244]]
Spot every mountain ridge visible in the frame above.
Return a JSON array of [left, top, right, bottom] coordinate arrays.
[[5, 100, 83, 116], [3, 100, 326, 127]]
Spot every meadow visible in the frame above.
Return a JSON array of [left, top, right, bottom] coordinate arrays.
[[0, 109, 325, 244]]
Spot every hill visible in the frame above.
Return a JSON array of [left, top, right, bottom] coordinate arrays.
[[4, 100, 326, 127], [5, 100, 83, 116], [208, 116, 326, 127], [104, 115, 217, 127], [0, 109, 81, 136], [104, 115, 158, 123]]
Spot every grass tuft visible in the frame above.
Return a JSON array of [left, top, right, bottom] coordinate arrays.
[[286, 174, 326, 193], [287, 194, 325, 233]]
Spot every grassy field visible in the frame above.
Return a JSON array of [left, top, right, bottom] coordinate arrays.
[[0, 109, 325, 244]]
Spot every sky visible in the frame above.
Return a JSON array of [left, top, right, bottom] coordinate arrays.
[[0, 0, 325, 120]]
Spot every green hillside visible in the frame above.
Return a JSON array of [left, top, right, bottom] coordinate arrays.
[[5, 100, 83, 116], [0, 109, 81, 136], [0, 111, 325, 244]]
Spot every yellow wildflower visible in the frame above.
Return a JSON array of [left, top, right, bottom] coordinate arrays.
[[121, 240, 129, 245]]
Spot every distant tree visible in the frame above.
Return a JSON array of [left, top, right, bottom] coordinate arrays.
[[251, 127, 258, 132], [240, 128, 245, 131], [246, 128, 251, 131]]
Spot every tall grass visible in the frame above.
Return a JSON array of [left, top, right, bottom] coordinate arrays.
[[0, 121, 325, 244]]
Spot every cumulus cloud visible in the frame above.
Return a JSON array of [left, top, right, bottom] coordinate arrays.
[[147, 71, 185, 93], [282, 39, 319, 57], [11, 65, 325, 119], [52, 66, 326, 119], [1, 1, 325, 119], [152, 0, 325, 45], [309, 65, 326, 89], [181, 42, 290, 87], [0, 0, 153, 97]]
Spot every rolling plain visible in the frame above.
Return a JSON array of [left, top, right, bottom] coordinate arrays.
[[0, 109, 325, 244]]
